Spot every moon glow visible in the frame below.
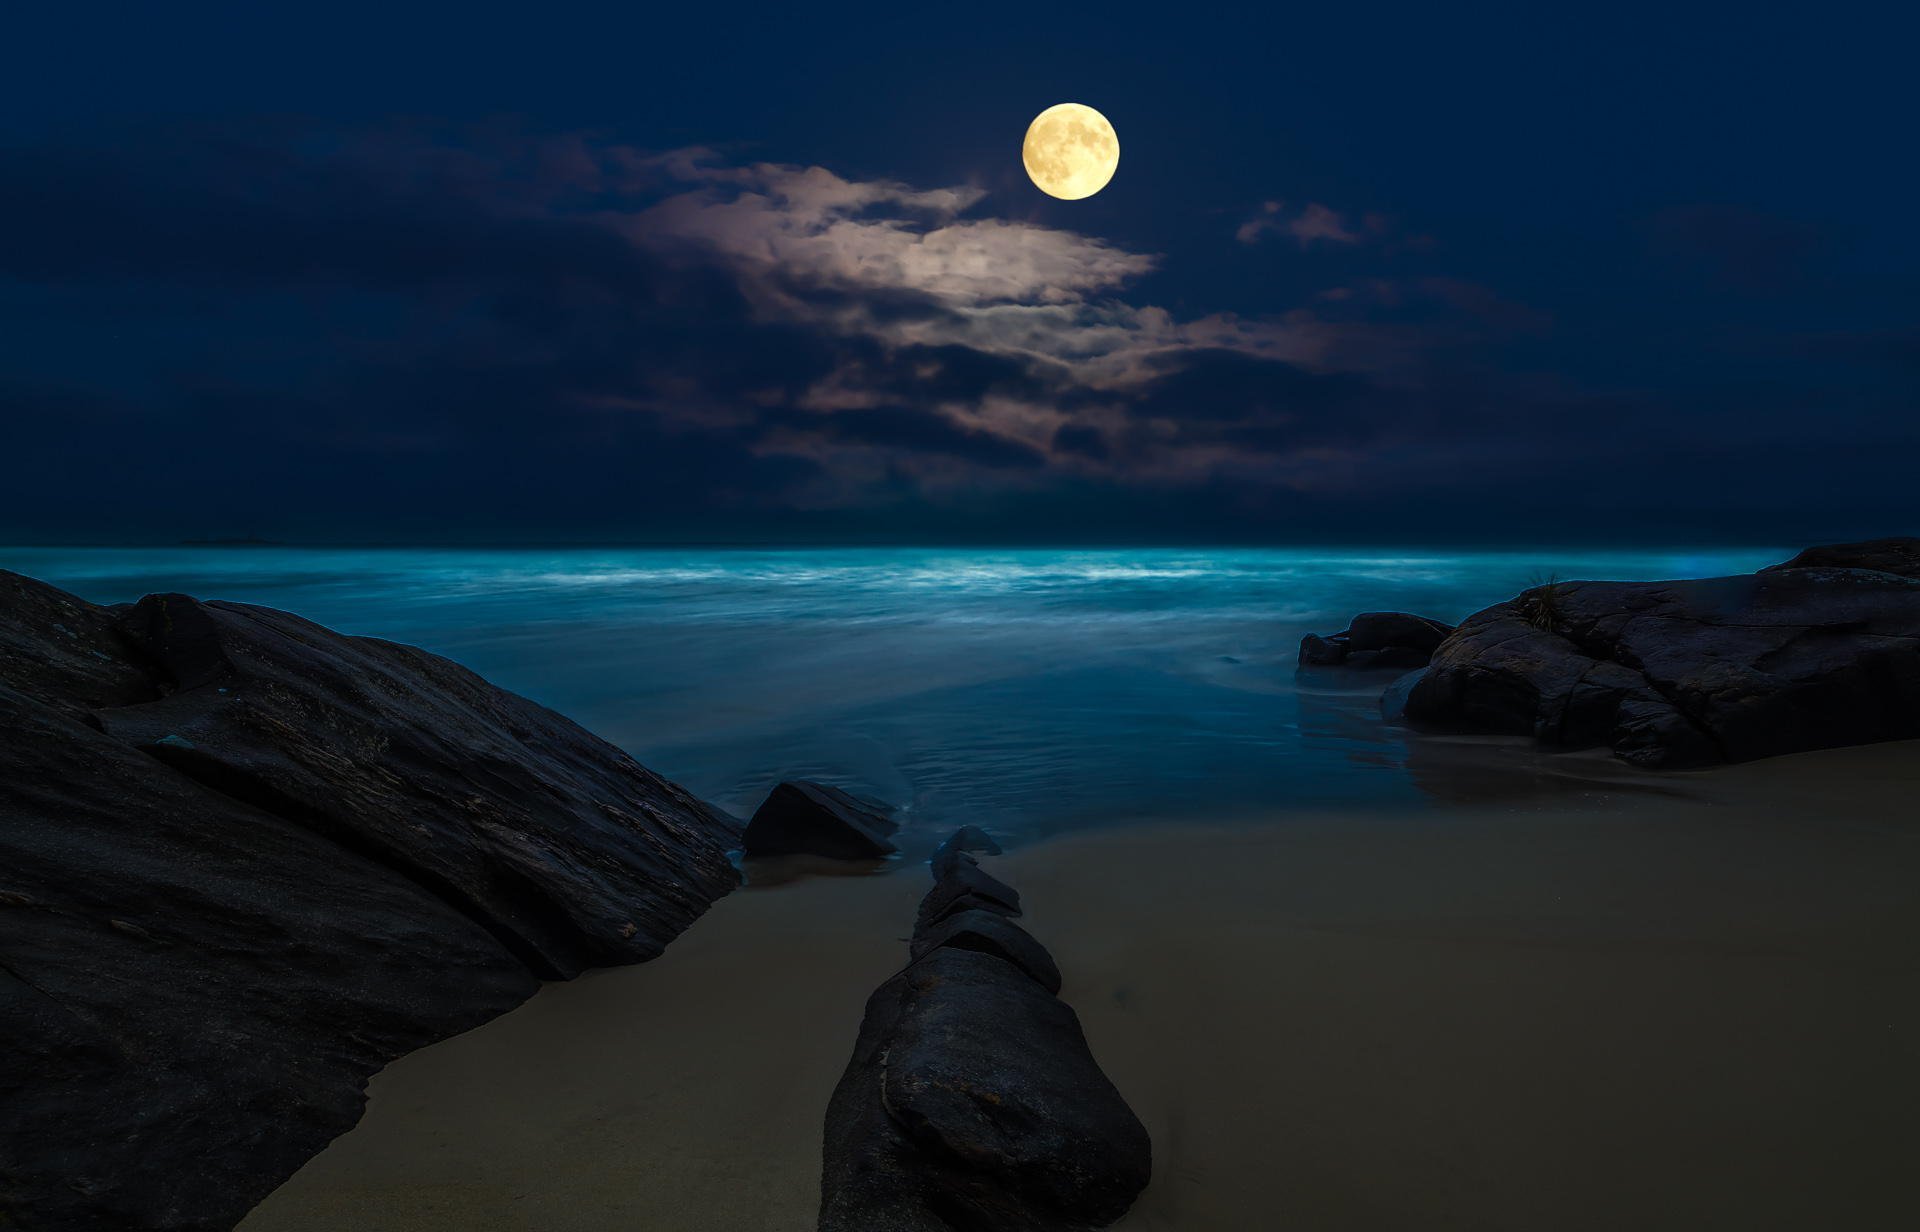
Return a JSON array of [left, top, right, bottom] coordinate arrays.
[[1022, 103, 1119, 200]]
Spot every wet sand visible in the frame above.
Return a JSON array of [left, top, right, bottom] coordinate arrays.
[[242, 743, 1920, 1231]]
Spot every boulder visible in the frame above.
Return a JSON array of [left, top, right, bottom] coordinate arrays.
[[1404, 564, 1920, 767], [97, 589, 739, 979], [1762, 536, 1920, 580], [0, 570, 740, 1231], [910, 908, 1062, 995], [929, 823, 1002, 878], [820, 846, 1149, 1231], [742, 780, 899, 860], [1299, 611, 1454, 669], [915, 857, 1022, 933]]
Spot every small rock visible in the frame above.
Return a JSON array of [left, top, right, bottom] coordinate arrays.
[[929, 824, 1001, 878], [1298, 611, 1454, 669], [916, 859, 1021, 934], [911, 908, 1062, 995]]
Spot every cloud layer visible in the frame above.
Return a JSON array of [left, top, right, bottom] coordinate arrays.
[[2, 122, 1910, 543]]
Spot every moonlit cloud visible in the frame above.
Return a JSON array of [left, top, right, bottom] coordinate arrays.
[[0, 124, 1592, 536], [622, 151, 1398, 429]]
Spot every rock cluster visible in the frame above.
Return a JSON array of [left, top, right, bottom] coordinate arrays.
[[1401, 540, 1920, 766], [1300, 610, 1454, 668], [0, 570, 740, 1231], [819, 834, 1150, 1231]]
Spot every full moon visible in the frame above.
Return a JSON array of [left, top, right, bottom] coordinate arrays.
[[1022, 103, 1119, 200]]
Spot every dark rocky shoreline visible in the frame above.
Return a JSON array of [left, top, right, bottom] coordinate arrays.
[[9, 537, 1920, 1229], [1305, 537, 1920, 767], [0, 571, 741, 1231]]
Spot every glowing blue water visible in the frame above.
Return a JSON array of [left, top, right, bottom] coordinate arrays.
[[7, 545, 1783, 842]]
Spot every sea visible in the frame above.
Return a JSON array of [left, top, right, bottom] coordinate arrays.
[[7, 545, 1784, 849]]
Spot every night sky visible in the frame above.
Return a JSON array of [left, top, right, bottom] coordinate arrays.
[[4, 2, 1915, 544]]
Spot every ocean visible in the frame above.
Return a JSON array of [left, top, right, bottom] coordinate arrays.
[[8, 545, 1784, 847]]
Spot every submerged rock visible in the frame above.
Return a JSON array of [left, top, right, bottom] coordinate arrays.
[[820, 836, 1149, 1231], [1300, 611, 1454, 669], [1404, 555, 1920, 766], [0, 570, 740, 1232], [742, 780, 899, 860]]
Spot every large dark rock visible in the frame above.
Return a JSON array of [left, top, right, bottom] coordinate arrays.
[[0, 570, 740, 1231], [1404, 563, 1920, 767], [742, 780, 899, 860], [820, 843, 1149, 1232], [97, 589, 740, 979], [1762, 536, 1920, 580], [1300, 611, 1454, 669]]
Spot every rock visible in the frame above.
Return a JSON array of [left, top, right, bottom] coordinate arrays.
[[742, 780, 899, 860], [1298, 631, 1347, 665], [0, 570, 740, 1232], [1404, 564, 1920, 767], [0, 686, 536, 1232], [1763, 536, 1920, 580], [820, 872, 1149, 1231], [910, 908, 1063, 995], [915, 857, 1022, 933], [928, 824, 1001, 878], [1299, 611, 1454, 669], [101, 589, 739, 979]]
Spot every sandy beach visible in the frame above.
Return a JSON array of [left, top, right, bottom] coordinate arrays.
[[241, 741, 1920, 1231]]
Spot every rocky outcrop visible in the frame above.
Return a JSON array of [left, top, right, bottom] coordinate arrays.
[[820, 836, 1150, 1231], [741, 780, 899, 860], [0, 570, 740, 1232], [1762, 535, 1920, 580], [1403, 557, 1920, 767], [1300, 611, 1454, 668]]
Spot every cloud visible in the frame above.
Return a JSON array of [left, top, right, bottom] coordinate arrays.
[[0, 122, 1631, 541], [1236, 200, 1364, 247]]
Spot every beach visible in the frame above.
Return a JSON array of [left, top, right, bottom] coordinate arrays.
[[240, 740, 1920, 1231]]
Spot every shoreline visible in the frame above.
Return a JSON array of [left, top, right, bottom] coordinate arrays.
[[241, 740, 1920, 1231]]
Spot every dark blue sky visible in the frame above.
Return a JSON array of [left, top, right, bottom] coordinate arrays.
[[3, 1, 1915, 543]]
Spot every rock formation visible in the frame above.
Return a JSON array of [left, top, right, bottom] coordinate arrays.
[[1403, 542, 1920, 766], [0, 570, 740, 1231], [819, 836, 1149, 1231]]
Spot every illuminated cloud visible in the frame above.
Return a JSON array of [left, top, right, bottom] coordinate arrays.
[[0, 125, 1578, 535]]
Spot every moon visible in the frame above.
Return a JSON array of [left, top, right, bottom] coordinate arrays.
[[1022, 103, 1119, 201]]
